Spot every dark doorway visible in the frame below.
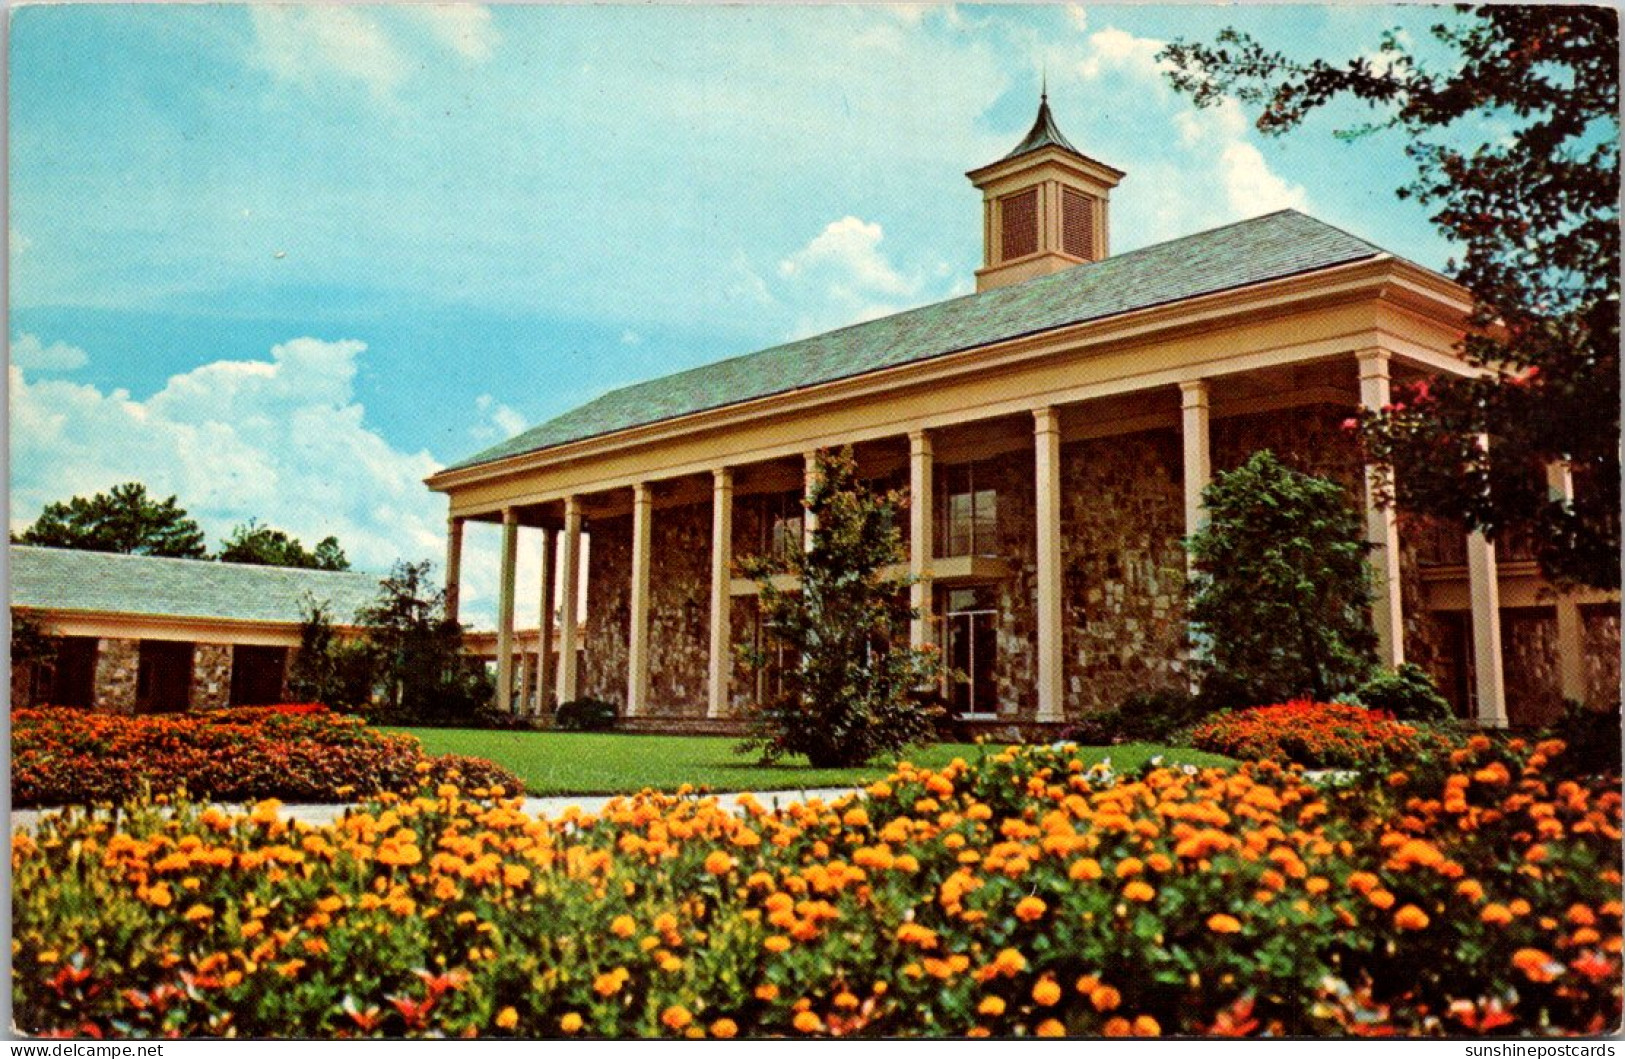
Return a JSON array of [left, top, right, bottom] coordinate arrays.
[[943, 586, 999, 718], [136, 641, 194, 713], [230, 645, 288, 706], [49, 637, 98, 708]]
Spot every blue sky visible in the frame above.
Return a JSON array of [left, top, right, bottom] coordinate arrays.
[[10, 4, 1483, 626]]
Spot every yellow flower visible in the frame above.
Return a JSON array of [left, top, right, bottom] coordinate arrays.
[[711, 1018, 739, 1039], [183, 904, 214, 922], [610, 915, 636, 938], [978, 996, 1006, 1017], [593, 969, 628, 997], [496, 1007, 518, 1030], [559, 1012, 584, 1034], [1015, 896, 1047, 922], [1036, 1019, 1066, 1037], [1207, 914, 1242, 934], [1032, 977, 1062, 1006], [764, 935, 792, 954], [662, 1006, 693, 1031]]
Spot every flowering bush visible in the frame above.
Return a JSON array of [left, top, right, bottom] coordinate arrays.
[[1189, 700, 1432, 769], [12, 736, 1619, 1037], [11, 708, 519, 807]]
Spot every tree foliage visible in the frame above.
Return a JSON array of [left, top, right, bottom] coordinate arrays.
[[739, 448, 940, 768], [286, 599, 377, 710], [356, 560, 491, 724], [220, 519, 350, 571], [1161, 7, 1619, 590], [1186, 451, 1378, 704], [14, 482, 207, 558]]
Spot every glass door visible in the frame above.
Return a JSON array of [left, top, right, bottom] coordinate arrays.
[[943, 587, 998, 718]]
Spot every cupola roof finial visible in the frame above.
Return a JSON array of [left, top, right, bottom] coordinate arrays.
[[1001, 83, 1079, 161]]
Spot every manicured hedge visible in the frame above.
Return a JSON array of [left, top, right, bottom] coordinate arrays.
[[1189, 700, 1431, 769], [11, 707, 520, 807], [12, 736, 1619, 1037]]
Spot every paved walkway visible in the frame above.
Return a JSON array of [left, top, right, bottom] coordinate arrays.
[[9, 786, 863, 833]]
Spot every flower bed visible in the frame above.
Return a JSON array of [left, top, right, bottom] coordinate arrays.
[[1189, 700, 1430, 769], [11, 707, 520, 807], [12, 737, 1620, 1037]]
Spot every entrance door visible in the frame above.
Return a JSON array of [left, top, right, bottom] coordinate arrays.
[[137, 641, 194, 713], [943, 587, 998, 718], [230, 645, 289, 706]]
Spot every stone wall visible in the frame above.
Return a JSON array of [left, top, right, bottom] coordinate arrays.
[[647, 501, 711, 716], [190, 643, 233, 710], [966, 447, 1038, 717], [1501, 609, 1565, 727], [94, 638, 139, 714], [582, 514, 631, 705], [1582, 605, 1621, 710], [1059, 428, 1189, 713]]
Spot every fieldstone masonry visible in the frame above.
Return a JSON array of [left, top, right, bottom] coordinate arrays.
[[94, 638, 139, 714], [190, 643, 234, 710]]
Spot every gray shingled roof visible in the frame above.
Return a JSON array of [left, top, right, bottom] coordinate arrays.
[[9, 546, 382, 626], [999, 93, 1083, 161], [449, 209, 1385, 472]]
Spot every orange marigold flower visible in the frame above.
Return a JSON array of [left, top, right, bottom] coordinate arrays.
[[1091, 985, 1122, 1012], [1207, 914, 1242, 934], [1134, 1016, 1162, 1037], [611, 915, 636, 938], [756, 984, 780, 1001], [1015, 896, 1047, 922], [1394, 905, 1430, 931], [1115, 857, 1144, 878], [711, 1019, 738, 1039], [1036, 1019, 1067, 1038], [593, 969, 628, 997], [560, 1012, 584, 1034], [1103, 1017, 1132, 1037], [1070, 858, 1103, 881], [992, 948, 1027, 976], [662, 1006, 693, 1031], [496, 1007, 518, 1030], [705, 851, 735, 875], [1033, 977, 1062, 1006], [1123, 881, 1156, 902], [1568, 904, 1597, 927], [793, 1011, 823, 1034], [978, 996, 1006, 1017], [1368, 890, 1396, 911], [1512, 948, 1562, 983], [764, 935, 792, 954], [1481, 903, 1514, 926], [1456, 880, 1484, 902]]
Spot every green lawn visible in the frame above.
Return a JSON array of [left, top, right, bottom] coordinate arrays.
[[392, 728, 1236, 796]]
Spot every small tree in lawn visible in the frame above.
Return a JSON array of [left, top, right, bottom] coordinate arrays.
[[286, 598, 378, 710], [739, 448, 940, 767], [1186, 450, 1378, 704], [358, 560, 492, 724]]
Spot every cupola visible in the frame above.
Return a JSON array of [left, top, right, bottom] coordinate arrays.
[[966, 90, 1125, 292]]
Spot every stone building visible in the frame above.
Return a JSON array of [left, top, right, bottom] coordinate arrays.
[[426, 96, 1619, 732], [9, 545, 380, 713]]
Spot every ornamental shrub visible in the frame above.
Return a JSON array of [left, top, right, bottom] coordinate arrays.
[[554, 698, 619, 732], [12, 737, 1619, 1037], [10, 707, 520, 807], [1185, 451, 1378, 704], [1189, 700, 1431, 769], [1355, 663, 1453, 722], [739, 448, 940, 767]]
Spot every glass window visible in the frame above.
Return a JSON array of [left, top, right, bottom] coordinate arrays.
[[940, 464, 998, 557]]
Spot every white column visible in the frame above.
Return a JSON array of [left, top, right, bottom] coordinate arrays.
[[1179, 380, 1211, 558], [627, 483, 653, 717], [536, 527, 556, 715], [1546, 461, 1587, 704], [444, 516, 465, 625], [803, 451, 820, 550], [1358, 351, 1406, 667], [708, 468, 734, 718], [909, 430, 935, 650], [1467, 528, 1508, 726], [1034, 407, 1064, 722], [555, 497, 583, 706], [517, 637, 533, 717], [496, 507, 519, 715]]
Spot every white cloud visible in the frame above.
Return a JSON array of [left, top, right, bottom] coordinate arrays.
[[471, 393, 527, 440], [247, 5, 497, 97], [1172, 98, 1308, 218], [1065, 6, 1089, 32], [11, 333, 88, 372], [403, 5, 498, 62], [1076, 26, 1171, 83], [248, 8, 408, 97], [774, 216, 927, 336]]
